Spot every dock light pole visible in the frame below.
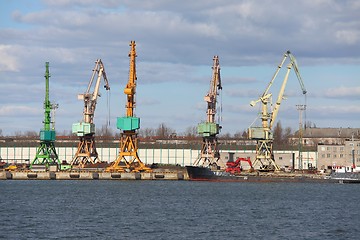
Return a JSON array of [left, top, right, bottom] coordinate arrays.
[[296, 104, 306, 170]]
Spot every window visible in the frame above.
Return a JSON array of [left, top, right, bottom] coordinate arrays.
[[340, 154, 344, 158], [327, 154, 331, 158]]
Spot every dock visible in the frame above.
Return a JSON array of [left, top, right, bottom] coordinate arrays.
[[0, 169, 188, 181]]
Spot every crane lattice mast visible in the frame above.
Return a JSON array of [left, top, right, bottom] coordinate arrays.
[[31, 62, 60, 168], [249, 51, 307, 171], [106, 41, 151, 172], [194, 56, 222, 169], [71, 59, 110, 167]]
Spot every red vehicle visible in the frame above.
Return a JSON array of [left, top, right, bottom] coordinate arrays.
[[225, 157, 253, 174]]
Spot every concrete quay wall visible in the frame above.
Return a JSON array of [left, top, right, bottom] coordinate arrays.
[[0, 170, 188, 181]]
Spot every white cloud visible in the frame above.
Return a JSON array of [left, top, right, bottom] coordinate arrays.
[[0, 45, 20, 71], [0, 105, 40, 117], [335, 30, 360, 45], [324, 86, 360, 99], [1, 0, 360, 135]]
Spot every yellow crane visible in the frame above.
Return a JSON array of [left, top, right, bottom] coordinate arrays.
[[106, 41, 151, 172], [249, 50, 306, 171], [194, 56, 222, 169], [71, 59, 110, 167]]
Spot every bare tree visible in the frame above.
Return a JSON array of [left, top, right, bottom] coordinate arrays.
[[139, 128, 156, 138], [14, 131, 22, 137], [25, 131, 38, 137], [184, 126, 198, 137], [156, 123, 175, 138], [273, 121, 284, 145], [219, 132, 231, 139], [242, 130, 248, 139], [96, 124, 114, 137], [283, 127, 293, 144], [233, 131, 243, 138]]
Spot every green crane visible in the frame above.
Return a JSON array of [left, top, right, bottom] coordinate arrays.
[[30, 62, 60, 169]]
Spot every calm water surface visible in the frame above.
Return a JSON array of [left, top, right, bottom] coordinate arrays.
[[0, 180, 359, 240]]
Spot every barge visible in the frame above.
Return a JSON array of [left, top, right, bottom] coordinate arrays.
[[186, 165, 359, 183]]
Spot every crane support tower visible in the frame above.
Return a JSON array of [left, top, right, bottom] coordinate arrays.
[[71, 59, 110, 167], [31, 62, 60, 168], [249, 51, 306, 171], [106, 41, 151, 172], [193, 56, 222, 169]]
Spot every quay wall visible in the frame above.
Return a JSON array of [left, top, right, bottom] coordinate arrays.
[[0, 170, 187, 181]]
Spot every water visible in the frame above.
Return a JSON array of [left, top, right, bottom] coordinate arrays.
[[0, 180, 359, 240]]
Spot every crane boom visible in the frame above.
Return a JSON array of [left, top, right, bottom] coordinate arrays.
[[124, 41, 137, 118], [205, 55, 222, 123], [270, 51, 307, 129], [79, 59, 110, 124]]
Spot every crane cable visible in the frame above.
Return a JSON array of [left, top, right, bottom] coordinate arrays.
[[304, 93, 307, 129], [218, 89, 223, 124], [107, 90, 111, 127]]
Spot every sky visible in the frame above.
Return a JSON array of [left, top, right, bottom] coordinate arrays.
[[0, 0, 359, 136]]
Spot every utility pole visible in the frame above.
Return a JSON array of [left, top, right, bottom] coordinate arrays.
[[296, 104, 306, 170]]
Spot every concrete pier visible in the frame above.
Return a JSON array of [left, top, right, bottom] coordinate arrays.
[[0, 170, 188, 180]]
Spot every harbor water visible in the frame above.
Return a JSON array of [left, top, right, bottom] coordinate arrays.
[[0, 181, 359, 240]]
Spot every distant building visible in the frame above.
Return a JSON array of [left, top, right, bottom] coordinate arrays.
[[292, 127, 360, 146], [317, 139, 360, 171]]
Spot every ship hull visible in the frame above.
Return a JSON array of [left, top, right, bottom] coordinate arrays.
[[185, 166, 359, 183]]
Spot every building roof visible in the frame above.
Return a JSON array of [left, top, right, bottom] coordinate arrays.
[[301, 127, 360, 138]]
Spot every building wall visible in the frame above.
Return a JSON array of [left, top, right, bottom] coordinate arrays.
[[317, 140, 360, 170], [0, 146, 317, 170], [345, 140, 360, 167], [317, 144, 346, 170]]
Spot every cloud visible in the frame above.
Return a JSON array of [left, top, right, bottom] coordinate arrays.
[[44, 0, 121, 8], [1, 0, 360, 135], [335, 30, 360, 45], [323, 86, 360, 99], [0, 45, 20, 71], [0, 105, 40, 117]]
